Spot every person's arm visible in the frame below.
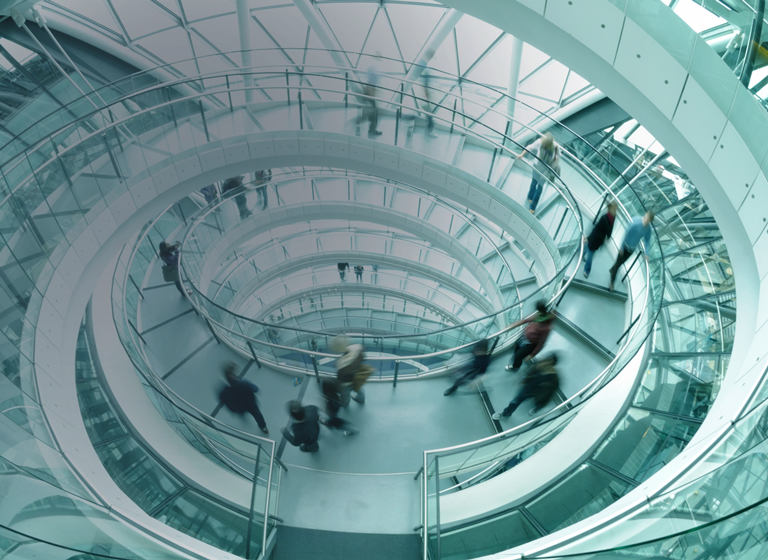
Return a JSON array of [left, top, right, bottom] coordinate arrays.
[[517, 138, 541, 160], [507, 316, 532, 330], [242, 380, 259, 393], [281, 427, 298, 446]]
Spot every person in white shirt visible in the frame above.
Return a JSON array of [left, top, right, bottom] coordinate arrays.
[[517, 133, 561, 214]]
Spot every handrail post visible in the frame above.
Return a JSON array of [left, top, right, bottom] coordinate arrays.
[[344, 71, 349, 107], [450, 98, 457, 134], [414, 465, 424, 480], [198, 99, 210, 142], [102, 132, 122, 180], [176, 202, 186, 225], [553, 206, 568, 241], [245, 444, 261, 559], [593, 193, 608, 225], [489, 336, 500, 356], [128, 319, 146, 345], [225, 75, 233, 111], [262, 442, 276, 559], [165, 88, 178, 128], [298, 89, 304, 130], [616, 314, 641, 345], [487, 147, 498, 182], [393, 360, 400, 387], [311, 354, 321, 384], [435, 456, 442, 559], [285, 69, 290, 105], [247, 341, 262, 368], [128, 274, 144, 300], [203, 317, 221, 344]]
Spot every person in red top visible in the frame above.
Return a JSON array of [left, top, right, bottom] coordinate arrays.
[[505, 300, 556, 371]]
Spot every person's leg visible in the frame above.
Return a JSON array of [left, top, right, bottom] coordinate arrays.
[[526, 176, 538, 204], [506, 339, 523, 369], [339, 383, 352, 407], [530, 179, 543, 212], [236, 194, 249, 218], [247, 402, 268, 433], [584, 249, 595, 276], [501, 386, 534, 417], [444, 370, 472, 395], [368, 101, 379, 133], [512, 342, 535, 369], [173, 279, 185, 295], [301, 441, 319, 452], [609, 246, 633, 283], [352, 387, 365, 403]]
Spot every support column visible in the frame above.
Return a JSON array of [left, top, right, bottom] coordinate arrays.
[[506, 36, 524, 139], [404, 9, 464, 85], [236, 0, 254, 104], [293, 0, 351, 70]]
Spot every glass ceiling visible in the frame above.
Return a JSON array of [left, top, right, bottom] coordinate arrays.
[[39, 0, 596, 122]]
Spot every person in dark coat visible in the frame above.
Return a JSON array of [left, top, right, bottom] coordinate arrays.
[[222, 176, 251, 220], [444, 339, 490, 396], [583, 200, 617, 279], [337, 262, 349, 282], [319, 378, 358, 436], [282, 401, 320, 452], [493, 353, 559, 419], [506, 301, 556, 371], [159, 240, 188, 296], [218, 362, 269, 435]]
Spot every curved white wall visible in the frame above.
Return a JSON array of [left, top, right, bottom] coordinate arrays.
[[436, 0, 768, 554]]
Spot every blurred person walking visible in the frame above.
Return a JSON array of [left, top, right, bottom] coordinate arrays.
[[337, 262, 349, 282], [505, 301, 556, 371], [218, 362, 269, 435], [331, 336, 371, 405], [493, 353, 560, 419], [201, 183, 218, 205], [159, 240, 189, 297], [222, 176, 251, 220], [282, 401, 320, 452], [319, 378, 358, 437], [254, 169, 271, 211], [354, 265, 364, 283], [608, 210, 654, 292], [355, 54, 382, 137], [517, 133, 561, 214], [444, 339, 490, 396], [583, 200, 618, 279]]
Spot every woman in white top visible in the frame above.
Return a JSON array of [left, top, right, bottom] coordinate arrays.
[[517, 133, 561, 214]]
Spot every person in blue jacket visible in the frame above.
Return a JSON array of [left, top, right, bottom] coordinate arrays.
[[609, 210, 654, 292]]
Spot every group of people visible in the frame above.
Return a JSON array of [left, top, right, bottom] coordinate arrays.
[[582, 202, 654, 292], [444, 300, 561, 420], [200, 170, 272, 220], [337, 263, 372, 283], [519, 133, 655, 292], [356, 50, 441, 140], [217, 336, 373, 453]]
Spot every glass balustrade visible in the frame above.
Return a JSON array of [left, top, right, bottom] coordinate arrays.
[[421, 191, 734, 558], [0, 49, 681, 560], [68, 51, 671, 560]]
